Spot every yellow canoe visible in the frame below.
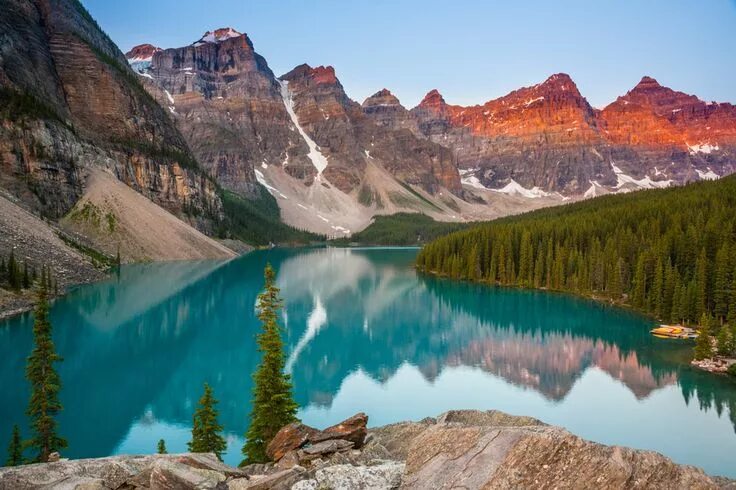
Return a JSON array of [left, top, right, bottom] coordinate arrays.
[[650, 325, 697, 339]]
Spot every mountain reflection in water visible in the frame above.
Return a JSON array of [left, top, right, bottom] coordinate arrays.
[[0, 247, 734, 476]]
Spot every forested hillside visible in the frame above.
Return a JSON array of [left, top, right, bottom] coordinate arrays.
[[417, 176, 736, 326], [338, 213, 470, 246]]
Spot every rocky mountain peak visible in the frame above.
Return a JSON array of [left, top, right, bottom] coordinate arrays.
[[281, 64, 339, 86], [193, 27, 246, 47], [632, 75, 662, 92], [125, 43, 161, 62], [613, 75, 700, 111], [310, 65, 338, 85], [362, 88, 403, 108], [418, 89, 447, 109], [537, 73, 583, 97]]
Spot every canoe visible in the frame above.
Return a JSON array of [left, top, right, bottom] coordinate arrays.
[[650, 325, 698, 339]]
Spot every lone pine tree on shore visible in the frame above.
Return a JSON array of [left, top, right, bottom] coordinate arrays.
[[25, 275, 67, 462], [242, 264, 299, 464], [5, 425, 23, 466], [188, 383, 227, 461], [157, 439, 167, 454]]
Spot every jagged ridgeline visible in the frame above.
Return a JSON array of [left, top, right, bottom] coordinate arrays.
[[416, 176, 736, 325]]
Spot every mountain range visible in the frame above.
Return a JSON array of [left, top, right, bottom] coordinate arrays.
[[125, 26, 736, 235], [1, 0, 735, 265]]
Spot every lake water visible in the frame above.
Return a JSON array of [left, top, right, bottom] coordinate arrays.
[[1, 247, 735, 475]]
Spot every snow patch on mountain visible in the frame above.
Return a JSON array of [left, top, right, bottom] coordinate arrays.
[[193, 27, 242, 47], [695, 168, 720, 181], [461, 176, 488, 190], [278, 80, 329, 174], [255, 169, 287, 199], [611, 162, 671, 190], [164, 90, 175, 105], [687, 142, 719, 155], [583, 181, 602, 199], [524, 96, 545, 107], [459, 169, 489, 190], [492, 179, 551, 198]]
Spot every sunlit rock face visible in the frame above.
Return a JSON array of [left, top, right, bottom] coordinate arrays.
[[409, 74, 612, 194], [406, 75, 736, 195], [598, 76, 736, 184]]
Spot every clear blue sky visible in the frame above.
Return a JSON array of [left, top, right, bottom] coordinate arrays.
[[83, 0, 736, 109]]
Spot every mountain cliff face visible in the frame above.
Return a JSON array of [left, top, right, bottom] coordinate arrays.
[[129, 28, 311, 197], [129, 34, 464, 235], [0, 0, 222, 229], [598, 76, 736, 184], [280, 64, 460, 195], [130, 33, 462, 198], [406, 75, 736, 195]]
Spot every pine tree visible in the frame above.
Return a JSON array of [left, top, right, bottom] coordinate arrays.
[[695, 248, 708, 319], [694, 313, 714, 361], [22, 261, 30, 289], [651, 258, 664, 318], [517, 231, 533, 287], [728, 263, 736, 327], [25, 277, 67, 462], [716, 325, 734, 357], [5, 425, 23, 466], [533, 245, 544, 288], [631, 255, 647, 308], [157, 439, 167, 454], [188, 383, 227, 461], [242, 264, 299, 464], [467, 245, 479, 281], [713, 244, 731, 323], [8, 250, 18, 290]]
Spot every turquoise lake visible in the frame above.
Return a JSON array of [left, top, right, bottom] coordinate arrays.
[[1, 247, 735, 475]]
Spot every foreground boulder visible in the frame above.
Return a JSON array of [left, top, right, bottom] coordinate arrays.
[[399, 417, 729, 489], [311, 413, 369, 448], [266, 423, 319, 462], [266, 412, 369, 462]]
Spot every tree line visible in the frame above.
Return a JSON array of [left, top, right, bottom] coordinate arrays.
[[417, 176, 736, 356], [5, 264, 298, 466], [0, 251, 58, 294]]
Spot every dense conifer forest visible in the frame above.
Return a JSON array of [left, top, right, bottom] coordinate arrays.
[[417, 176, 736, 326], [337, 213, 471, 246]]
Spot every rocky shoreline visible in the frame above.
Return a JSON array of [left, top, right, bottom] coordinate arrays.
[[692, 356, 736, 375], [1, 410, 733, 489]]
